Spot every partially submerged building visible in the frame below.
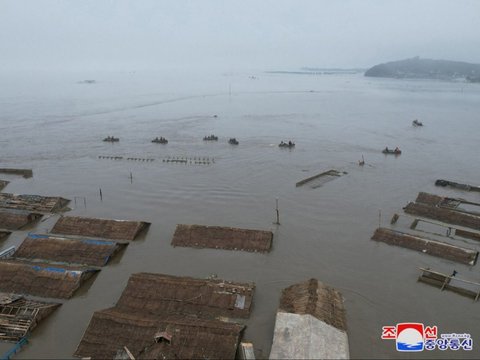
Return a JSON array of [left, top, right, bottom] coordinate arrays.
[[371, 228, 478, 265], [0, 209, 42, 230], [84, 311, 245, 360], [172, 224, 273, 252], [114, 273, 254, 319], [0, 193, 69, 213], [0, 259, 99, 299], [295, 169, 346, 188], [418, 267, 480, 301], [0, 293, 60, 342], [75, 273, 255, 359], [408, 217, 480, 242], [137, 318, 244, 359], [269, 279, 349, 360], [435, 179, 480, 192], [405, 192, 480, 231], [14, 234, 127, 267], [415, 192, 480, 210], [0, 169, 33, 178], [51, 216, 150, 241]]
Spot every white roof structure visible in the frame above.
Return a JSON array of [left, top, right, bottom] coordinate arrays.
[[269, 279, 349, 359]]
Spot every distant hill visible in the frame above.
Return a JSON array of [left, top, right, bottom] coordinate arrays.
[[365, 57, 480, 81]]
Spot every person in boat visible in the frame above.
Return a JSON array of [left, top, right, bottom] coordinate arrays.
[[384, 146, 389, 152], [280, 141, 285, 146], [395, 147, 400, 152], [288, 141, 293, 146]]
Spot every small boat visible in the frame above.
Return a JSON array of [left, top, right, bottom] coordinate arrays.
[[228, 138, 239, 145], [412, 119, 423, 126], [152, 137, 168, 144], [203, 135, 218, 141], [382, 147, 401, 155], [103, 136, 119, 142], [279, 141, 295, 148]]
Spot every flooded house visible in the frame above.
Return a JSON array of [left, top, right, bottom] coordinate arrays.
[[75, 273, 255, 359], [269, 279, 349, 359]]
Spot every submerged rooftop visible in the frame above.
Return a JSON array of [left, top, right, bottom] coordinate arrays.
[[0, 209, 42, 230], [0, 193, 70, 213], [172, 224, 273, 252], [14, 234, 127, 267], [51, 216, 150, 241], [0, 259, 99, 299], [75, 272, 255, 359], [0, 293, 60, 343]]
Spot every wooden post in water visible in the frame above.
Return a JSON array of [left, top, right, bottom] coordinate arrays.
[[378, 210, 381, 228], [275, 198, 280, 225], [130, 172, 133, 184], [99, 188, 103, 202]]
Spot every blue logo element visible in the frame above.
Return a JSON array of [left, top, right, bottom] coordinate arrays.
[[397, 341, 424, 351]]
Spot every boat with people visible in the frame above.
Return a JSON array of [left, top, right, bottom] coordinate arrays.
[[152, 137, 168, 144], [382, 147, 401, 155], [103, 136, 119, 142], [228, 138, 239, 145], [203, 135, 218, 141], [279, 141, 295, 148], [412, 119, 423, 126]]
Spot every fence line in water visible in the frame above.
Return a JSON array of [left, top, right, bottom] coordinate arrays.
[[98, 155, 215, 165]]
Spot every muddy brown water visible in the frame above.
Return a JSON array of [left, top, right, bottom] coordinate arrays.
[[1, 71, 480, 358]]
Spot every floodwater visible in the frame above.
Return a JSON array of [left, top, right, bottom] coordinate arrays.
[[0, 70, 480, 359]]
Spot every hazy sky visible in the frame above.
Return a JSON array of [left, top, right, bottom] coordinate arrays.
[[1, 0, 479, 72]]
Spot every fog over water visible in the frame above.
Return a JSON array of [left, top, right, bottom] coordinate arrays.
[[1, 0, 480, 71], [1, 1, 480, 359]]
